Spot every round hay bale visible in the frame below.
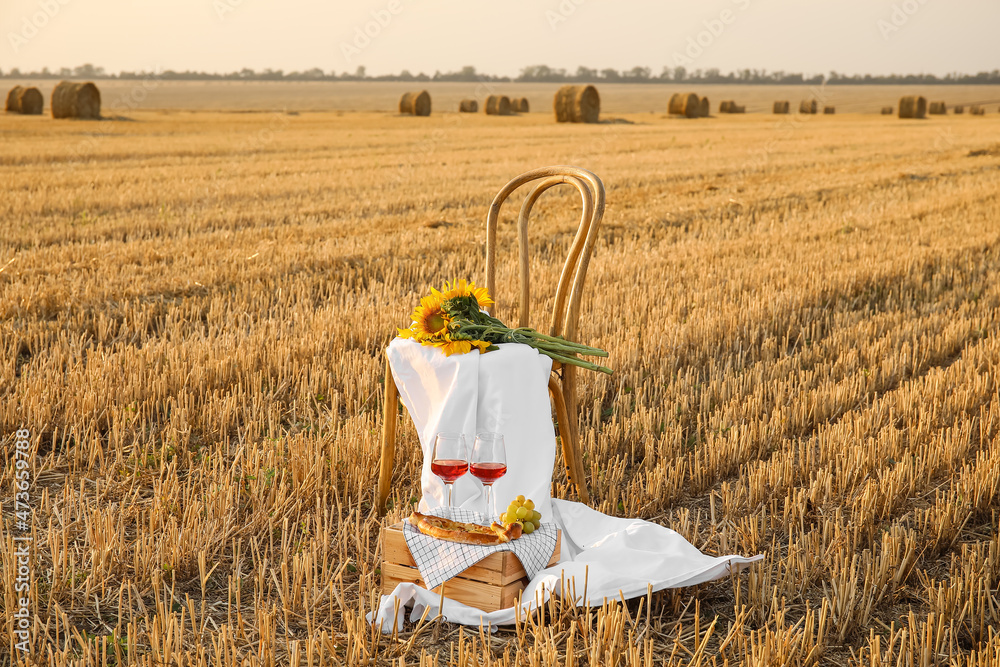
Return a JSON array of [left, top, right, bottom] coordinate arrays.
[[881, 106, 894, 115], [773, 101, 790, 114], [799, 99, 818, 114], [51, 81, 101, 119], [898, 96, 926, 119], [719, 100, 732, 113], [485, 95, 511, 116], [483, 95, 510, 116], [683, 95, 701, 118], [697, 96, 709, 117], [928, 101, 946, 115], [6, 85, 24, 112], [553, 84, 600, 123], [731, 104, 745, 114], [823, 106, 835, 115], [954, 105, 964, 114], [399, 90, 431, 116], [16, 87, 43, 115], [668, 92, 699, 118], [459, 99, 478, 113], [970, 105, 985, 116], [510, 97, 529, 113], [668, 93, 683, 114]]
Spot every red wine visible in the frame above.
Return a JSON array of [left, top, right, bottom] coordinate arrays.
[[431, 458, 468, 483], [470, 462, 507, 485]]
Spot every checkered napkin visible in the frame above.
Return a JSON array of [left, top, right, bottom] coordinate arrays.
[[404, 507, 559, 591]]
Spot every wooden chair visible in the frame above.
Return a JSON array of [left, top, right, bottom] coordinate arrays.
[[377, 166, 606, 515]]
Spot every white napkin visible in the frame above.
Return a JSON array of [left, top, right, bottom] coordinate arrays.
[[375, 338, 763, 631], [404, 507, 558, 590]]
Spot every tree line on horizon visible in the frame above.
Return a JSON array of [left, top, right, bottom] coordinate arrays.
[[3, 63, 1000, 85]]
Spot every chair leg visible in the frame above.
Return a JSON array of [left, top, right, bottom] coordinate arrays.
[[561, 366, 590, 504], [564, 404, 590, 504], [548, 377, 573, 484], [549, 376, 589, 503], [378, 358, 399, 516]]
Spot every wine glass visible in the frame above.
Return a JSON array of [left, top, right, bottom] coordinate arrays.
[[470, 432, 507, 518], [431, 432, 468, 507]]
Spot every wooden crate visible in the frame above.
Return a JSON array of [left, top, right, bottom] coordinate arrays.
[[381, 522, 561, 612]]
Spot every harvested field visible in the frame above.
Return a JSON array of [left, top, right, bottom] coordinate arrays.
[[3, 109, 1000, 665]]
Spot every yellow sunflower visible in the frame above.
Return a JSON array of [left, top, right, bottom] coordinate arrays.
[[395, 282, 496, 356], [439, 279, 494, 309], [437, 338, 473, 356], [410, 296, 451, 338]]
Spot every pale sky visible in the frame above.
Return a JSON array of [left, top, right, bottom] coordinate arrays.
[[2, 0, 997, 77]]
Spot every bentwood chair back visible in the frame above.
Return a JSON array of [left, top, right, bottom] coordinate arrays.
[[377, 166, 605, 514]]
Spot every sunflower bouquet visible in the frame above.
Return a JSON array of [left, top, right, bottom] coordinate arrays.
[[397, 280, 612, 374]]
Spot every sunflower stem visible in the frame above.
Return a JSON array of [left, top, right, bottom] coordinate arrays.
[[541, 351, 614, 375], [527, 339, 603, 356], [511, 329, 610, 356]]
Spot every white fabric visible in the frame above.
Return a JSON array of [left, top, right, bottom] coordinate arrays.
[[375, 338, 763, 631], [386, 338, 556, 520]]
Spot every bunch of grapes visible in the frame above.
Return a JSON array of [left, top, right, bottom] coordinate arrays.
[[501, 495, 542, 534]]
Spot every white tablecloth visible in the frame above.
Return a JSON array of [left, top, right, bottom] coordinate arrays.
[[386, 338, 556, 521], [373, 338, 762, 631]]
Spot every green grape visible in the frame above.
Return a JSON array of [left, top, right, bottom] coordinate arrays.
[[504, 511, 519, 524], [522, 521, 535, 534], [531, 510, 542, 522], [524, 499, 535, 511], [507, 502, 520, 514], [515, 506, 528, 519], [515, 495, 525, 504]]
